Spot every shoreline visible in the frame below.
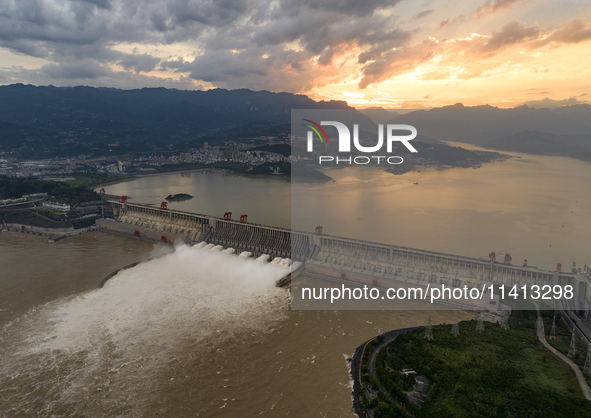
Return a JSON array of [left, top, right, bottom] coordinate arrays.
[[94, 167, 295, 188], [0, 224, 101, 242], [350, 326, 424, 418]]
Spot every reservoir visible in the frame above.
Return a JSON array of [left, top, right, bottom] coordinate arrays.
[[103, 150, 591, 270]]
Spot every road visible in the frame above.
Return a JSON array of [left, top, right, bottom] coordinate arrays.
[[366, 331, 413, 416], [533, 302, 591, 401]]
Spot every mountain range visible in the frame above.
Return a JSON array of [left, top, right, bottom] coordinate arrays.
[[387, 103, 591, 160], [0, 84, 362, 158], [0, 84, 589, 161]]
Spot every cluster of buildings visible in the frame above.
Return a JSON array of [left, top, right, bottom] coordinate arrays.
[[0, 158, 86, 178], [175, 142, 288, 166], [0, 141, 289, 178]]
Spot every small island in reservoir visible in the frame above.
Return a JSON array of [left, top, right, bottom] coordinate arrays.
[[165, 193, 193, 202]]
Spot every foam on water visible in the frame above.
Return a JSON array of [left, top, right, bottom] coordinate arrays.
[[0, 243, 291, 416]]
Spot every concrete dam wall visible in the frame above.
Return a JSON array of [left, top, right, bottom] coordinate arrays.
[[105, 201, 311, 261], [305, 235, 591, 312], [100, 200, 591, 313]]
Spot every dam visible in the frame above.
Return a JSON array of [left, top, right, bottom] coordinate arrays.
[[96, 199, 591, 316]]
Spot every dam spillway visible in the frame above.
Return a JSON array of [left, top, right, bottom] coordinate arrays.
[[96, 200, 591, 314], [99, 201, 311, 261]]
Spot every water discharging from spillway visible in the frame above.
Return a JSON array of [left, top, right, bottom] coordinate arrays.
[[0, 244, 292, 417]]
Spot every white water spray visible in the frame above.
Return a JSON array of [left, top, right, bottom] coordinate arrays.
[[0, 243, 292, 416]]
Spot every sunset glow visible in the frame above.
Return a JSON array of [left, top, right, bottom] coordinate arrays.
[[1, 0, 590, 108]]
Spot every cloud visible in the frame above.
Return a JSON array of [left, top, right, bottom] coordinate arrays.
[[0, 64, 201, 90], [472, 0, 525, 18], [524, 89, 551, 95], [40, 60, 113, 79], [80, 0, 113, 9], [358, 38, 437, 88], [530, 19, 591, 48], [283, 0, 399, 18], [415, 9, 434, 20], [118, 54, 161, 74], [522, 96, 588, 108], [481, 20, 540, 53], [0, 0, 590, 94]]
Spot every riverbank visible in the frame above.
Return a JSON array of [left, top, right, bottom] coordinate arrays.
[[1, 222, 101, 242], [351, 327, 423, 418]]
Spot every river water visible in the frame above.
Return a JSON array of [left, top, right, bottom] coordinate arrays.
[[103, 150, 591, 270], [0, 232, 451, 417], [1, 150, 590, 416]]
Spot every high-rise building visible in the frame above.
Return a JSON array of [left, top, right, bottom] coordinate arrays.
[[223, 143, 239, 161]]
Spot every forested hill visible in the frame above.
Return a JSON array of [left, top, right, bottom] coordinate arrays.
[[0, 175, 99, 203], [0, 84, 353, 134], [0, 84, 370, 159]]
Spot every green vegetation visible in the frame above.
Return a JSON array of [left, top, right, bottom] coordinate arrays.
[[250, 161, 289, 176], [291, 162, 332, 181], [541, 310, 591, 386], [212, 160, 295, 178], [165, 193, 193, 202], [211, 161, 250, 172], [248, 143, 308, 157], [0, 210, 32, 222], [362, 311, 591, 418], [210, 160, 292, 177], [0, 175, 100, 205], [250, 143, 291, 156]]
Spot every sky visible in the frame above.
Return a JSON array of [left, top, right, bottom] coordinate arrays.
[[1, 0, 590, 108]]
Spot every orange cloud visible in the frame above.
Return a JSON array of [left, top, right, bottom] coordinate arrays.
[[472, 0, 527, 18]]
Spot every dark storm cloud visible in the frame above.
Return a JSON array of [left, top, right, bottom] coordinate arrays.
[[40, 60, 112, 79], [80, 0, 113, 9], [118, 53, 161, 73], [166, 0, 250, 27], [186, 50, 270, 82], [0, 0, 407, 89], [160, 1, 411, 89], [279, 0, 399, 18]]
